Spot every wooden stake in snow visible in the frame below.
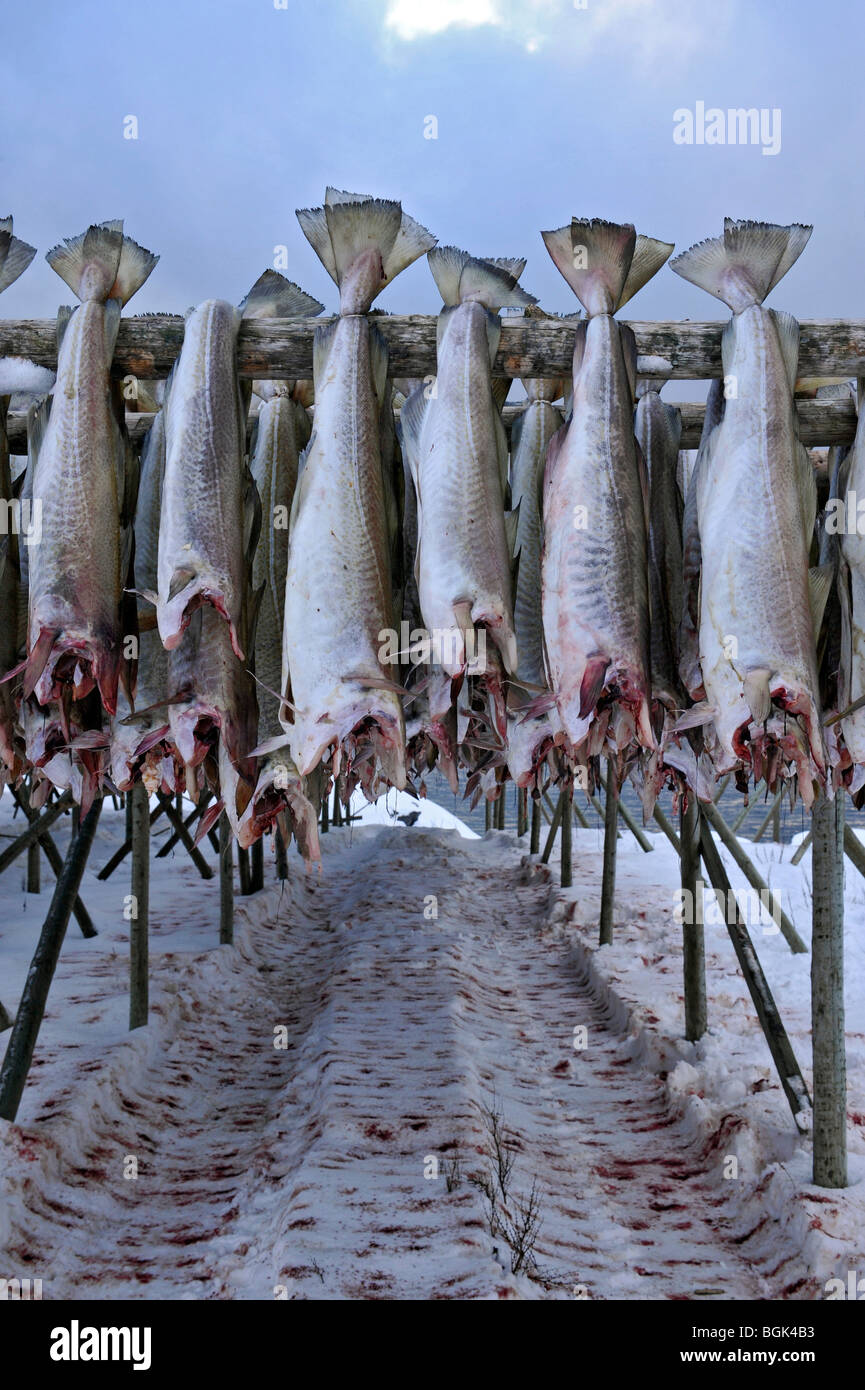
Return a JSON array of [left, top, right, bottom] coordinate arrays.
[[517, 787, 528, 838], [529, 795, 541, 855], [250, 838, 264, 893], [129, 782, 150, 1031], [811, 792, 848, 1188], [701, 801, 806, 954], [541, 791, 564, 864], [680, 798, 707, 1041], [274, 825, 288, 880], [560, 783, 573, 889], [599, 763, 619, 947], [698, 815, 812, 1129], [0, 797, 103, 1122], [219, 812, 234, 946], [10, 785, 96, 937]]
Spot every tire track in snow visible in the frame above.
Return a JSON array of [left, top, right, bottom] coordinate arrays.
[[3, 827, 770, 1299]]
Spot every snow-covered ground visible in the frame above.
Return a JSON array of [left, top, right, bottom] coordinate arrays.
[[0, 793, 863, 1299]]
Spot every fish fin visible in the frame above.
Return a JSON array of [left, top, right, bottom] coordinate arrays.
[[620, 323, 638, 401], [110, 234, 159, 306], [382, 207, 437, 288], [616, 235, 674, 311], [396, 384, 427, 483], [769, 308, 801, 390], [796, 442, 817, 535], [579, 653, 609, 718], [670, 220, 812, 313], [324, 195, 401, 303], [168, 567, 196, 600], [673, 701, 717, 731], [427, 246, 469, 306], [55, 304, 75, 351], [0, 228, 37, 293], [239, 269, 324, 319], [368, 320, 389, 407], [743, 668, 772, 724], [103, 297, 122, 357], [504, 502, 520, 557], [26, 394, 50, 473], [808, 561, 834, 638], [46, 221, 123, 302], [494, 408, 509, 494], [296, 205, 339, 284], [436, 304, 459, 352], [460, 254, 536, 310], [541, 218, 635, 316], [312, 318, 339, 382]]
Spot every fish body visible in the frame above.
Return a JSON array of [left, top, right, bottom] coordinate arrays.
[[838, 387, 865, 766], [283, 190, 435, 790], [671, 219, 826, 800], [540, 219, 672, 764]]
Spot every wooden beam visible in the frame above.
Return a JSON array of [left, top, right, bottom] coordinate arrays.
[[811, 793, 847, 1186], [599, 764, 619, 946], [0, 798, 102, 1122], [681, 799, 707, 1042], [129, 782, 150, 1031], [2, 392, 856, 453], [2, 314, 865, 382], [701, 801, 807, 954]]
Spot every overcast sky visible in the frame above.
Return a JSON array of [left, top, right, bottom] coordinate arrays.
[[1, 0, 863, 343]]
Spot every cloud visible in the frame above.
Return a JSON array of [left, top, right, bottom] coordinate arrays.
[[382, 0, 728, 62]]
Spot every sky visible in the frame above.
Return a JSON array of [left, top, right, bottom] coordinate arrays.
[[1, 0, 863, 349]]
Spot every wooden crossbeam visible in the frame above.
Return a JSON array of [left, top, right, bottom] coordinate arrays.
[[3, 392, 857, 454], [2, 314, 864, 382]]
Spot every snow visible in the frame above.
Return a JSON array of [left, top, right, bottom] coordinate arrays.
[[0, 793, 863, 1299], [0, 357, 55, 396]]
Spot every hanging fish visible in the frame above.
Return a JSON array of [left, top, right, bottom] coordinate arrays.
[[670, 219, 830, 806], [282, 189, 435, 796], [540, 217, 673, 780]]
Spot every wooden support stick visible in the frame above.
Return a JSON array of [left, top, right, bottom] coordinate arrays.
[[250, 838, 264, 893], [541, 792, 564, 864], [155, 792, 212, 858], [790, 830, 813, 866], [811, 793, 847, 1186], [753, 787, 786, 843], [219, 813, 233, 946], [0, 798, 102, 1122], [26, 835, 40, 894], [730, 799, 752, 834], [560, 784, 573, 889], [530, 796, 541, 855], [495, 790, 506, 830], [701, 801, 807, 954], [129, 783, 150, 1031], [571, 795, 590, 829], [843, 823, 865, 882], [485, 799, 492, 832], [681, 800, 707, 1041], [274, 825, 288, 880], [599, 766, 619, 947], [11, 786, 96, 938], [97, 800, 165, 880], [155, 793, 214, 879], [0, 791, 74, 876], [698, 815, 812, 1129], [599, 769, 653, 852], [517, 787, 527, 838], [320, 795, 329, 835], [332, 786, 343, 828], [652, 802, 681, 853]]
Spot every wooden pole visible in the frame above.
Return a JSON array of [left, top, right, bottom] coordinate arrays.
[[811, 792, 847, 1187], [97, 800, 166, 880], [250, 837, 264, 892], [129, 782, 150, 1031], [10, 786, 96, 938], [26, 836, 40, 894], [495, 789, 506, 830], [652, 802, 681, 853], [155, 791, 213, 858], [219, 812, 234, 946], [517, 787, 527, 838], [0, 798, 103, 1122], [753, 787, 785, 843], [529, 796, 541, 855], [681, 800, 707, 1041], [0, 791, 74, 876], [843, 824, 865, 882], [560, 784, 573, 888], [155, 793, 214, 879], [791, 830, 813, 866], [540, 792, 564, 864], [237, 845, 252, 894], [698, 815, 812, 1128], [274, 825, 288, 879], [320, 795, 329, 835], [332, 786, 342, 828], [701, 801, 807, 954], [599, 763, 619, 947], [485, 799, 492, 832]]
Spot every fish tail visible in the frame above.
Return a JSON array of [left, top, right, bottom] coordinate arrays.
[[427, 246, 537, 310], [542, 218, 672, 316], [239, 269, 324, 320], [46, 220, 157, 304], [0, 217, 37, 294], [670, 218, 812, 313], [297, 188, 435, 313]]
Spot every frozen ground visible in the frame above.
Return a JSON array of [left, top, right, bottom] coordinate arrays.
[[0, 792, 863, 1300]]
